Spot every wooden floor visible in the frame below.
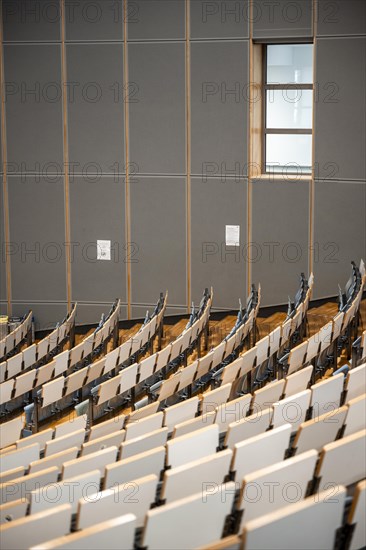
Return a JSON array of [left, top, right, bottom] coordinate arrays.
[[43, 297, 365, 431]]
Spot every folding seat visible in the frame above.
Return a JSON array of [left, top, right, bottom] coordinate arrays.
[[163, 396, 199, 433], [119, 427, 169, 460], [236, 449, 318, 528], [161, 449, 232, 504], [61, 446, 118, 479], [200, 383, 231, 414], [156, 372, 181, 401], [141, 482, 236, 550], [53, 350, 69, 377], [346, 479, 366, 550], [343, 394, 366, 437], [6, 354, 23, 379], [251, 379, 285, 411], [41, 377, 65, 408], [166, 424, 219, 469], [292, 405, 347, 454], [155, 344, 173, 374], [0, 443, 39, 474], [29, 515, 136, 550], [35, 361, 55, 387], [194, 351, 214, 381], [44, 429, 85, 457], [231, 424, 291, 481], [125, 411, 164, 441], [128, 401, 160, 423], [172, 411, 216, 438], [104, 446, 165, 490], [88, 414, 125, 441], [310, 373, 344, 418], [344, 363, 366, 402], [0, 466, 59, 504], [282, 340, 308, 376], [76, 474, 158, 529], [37, 336, 51, 362], [0, 503, 72, 550], [214, 394, 252, 434], [96, 375, 121, 406], [54, 415, 87, 438], [224, 407, 272, 450], [23, 344, 37, 371], [0, 499, 28, 524], [68, 343, 85, 369], [177, 361, 198, 391], [64, 369, 87, 397], [242, 486, 346, 550], [283, 365, 313, 398], [16, 428, 54, 452], [29, 448, 78, 475], [272, 390, 311, 431], [30, 470, 101, 514], [84, 358, 105, 384], [119, 362, 138, 394], [315, 429, 366, 492], [0, 379, 15, 406], [138, 353, 157, 384]]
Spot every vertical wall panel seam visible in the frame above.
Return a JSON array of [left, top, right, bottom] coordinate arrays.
[[61, 0, 72, 310], [0, 4, 12, 314], [247, 0, 253, 295], [186, 0, 191, 311], [124, 0, 131, 318], [309, 0, 317, 277]]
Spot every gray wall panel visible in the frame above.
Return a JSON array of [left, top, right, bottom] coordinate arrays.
[[66, 44, 125, 175], [0, 108, 2, 172], [11, 302, 68, 331], [317, 0, 366, 37], [131, 305, 187, 319], [2, 0, 61, 42], [7, 175, 67, 303], [0, 177, 7, 305], [130, 177, 187, 307], [190, 0, 249, 39], [65, 0, 123, 41], [4, 45, 64, 170], [253, 0, 313, 39], [128, 43, 186, 175], [191, 41, 249, 177], [74, 303, 127, 326], [313, 180, 366, 300], [314, 37, 366, 182], [251, 178, 310, 307], [69, 176, 127, 303], [127, 1, 185, 40], [191, 177, 247, 309]]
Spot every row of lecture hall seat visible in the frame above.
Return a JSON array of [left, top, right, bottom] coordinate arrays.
[[0, 304, 77, 383], [0, 311, 33, 362], [0, 261, 364, 550], [0, 365, 364, 549], [0, 293, 167, 424]]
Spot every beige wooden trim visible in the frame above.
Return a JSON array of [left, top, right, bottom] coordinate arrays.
[[61, 0, 72, 310], [186, 0, 191, 312], [124, 1, 131, 319], [0, 7, 12, 314]]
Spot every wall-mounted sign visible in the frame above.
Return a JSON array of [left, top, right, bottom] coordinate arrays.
[[97, 240, 111, 261], [225, 225, 240, 247]]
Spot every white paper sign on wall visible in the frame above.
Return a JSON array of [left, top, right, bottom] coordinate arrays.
[[225, 225, 240, 247], [97, 240, 111, 261]]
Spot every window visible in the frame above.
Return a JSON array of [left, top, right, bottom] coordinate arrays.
[[264, 44, 313, 174]]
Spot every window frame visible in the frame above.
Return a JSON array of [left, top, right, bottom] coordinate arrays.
[[262, 44, 314, 175]]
